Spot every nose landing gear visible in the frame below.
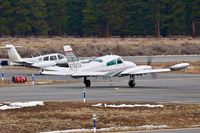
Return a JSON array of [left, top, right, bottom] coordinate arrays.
[[129, 75, 136, 88], [84, 77, 91, 87]]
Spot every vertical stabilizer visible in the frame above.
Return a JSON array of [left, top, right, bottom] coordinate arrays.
[[63, 45, 82, 71], [4, 45, 22, 61]]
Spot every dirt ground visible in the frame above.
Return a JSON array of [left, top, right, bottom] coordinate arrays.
[[1, 37, 200, 58], [0, 101, 199, 133]]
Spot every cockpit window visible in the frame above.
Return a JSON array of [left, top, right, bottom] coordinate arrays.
[[117, 58, 123, 64], [58, 54, 65, 60], [106, 59, 117, 66], [93, 59, 103, 63], [50, 55, 57, 60], [43, 56, 49, 61]]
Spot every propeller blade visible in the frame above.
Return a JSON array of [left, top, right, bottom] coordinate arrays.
[[147, 56, 152, 66], [147, 56, 158, 79], [151, 73, 158, 79]]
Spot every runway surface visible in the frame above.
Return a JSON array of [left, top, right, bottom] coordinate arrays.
[[123, 55, 200, 63], [0, 71, 199, 103], [80, 55, 200, 63], [0, 68, 199, 133], [126, 128, 200, 133]]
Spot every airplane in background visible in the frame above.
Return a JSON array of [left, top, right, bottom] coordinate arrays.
[[0, 45, 68, 68], [41, 45, 190, 88]]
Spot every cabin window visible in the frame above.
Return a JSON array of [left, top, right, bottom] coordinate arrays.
[[117, 58, 123, 64], [106, 59, 116, 66], [43, 56, 49, 61], [50, 55, 57, 60]]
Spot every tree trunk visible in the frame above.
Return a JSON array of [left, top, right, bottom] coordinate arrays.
[[192, 21, 196, 38], [156, 10, 160, 38]]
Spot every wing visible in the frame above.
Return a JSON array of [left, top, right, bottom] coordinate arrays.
[[11, 60, 57, 68], [41, 66, 73, 75], [133, 68, 171, 75], [72, 71, 108, 77], [41, 66, 108, 77], [11, 61, 34, 66], [120, 63, 189, 76]]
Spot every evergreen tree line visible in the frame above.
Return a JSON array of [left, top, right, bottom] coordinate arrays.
[[0, 0, 200, 37]]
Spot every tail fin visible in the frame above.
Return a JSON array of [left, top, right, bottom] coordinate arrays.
[[63, 45, 82, 71], [0, 45, 22, 61]]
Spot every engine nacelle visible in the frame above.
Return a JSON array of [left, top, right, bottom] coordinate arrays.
[[170, 63, 190, 71]]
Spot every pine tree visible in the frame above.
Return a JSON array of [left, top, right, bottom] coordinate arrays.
[[12, 0, 32, 36], [126, 0, 154, 36], [44, 0, 67, 36], [106, 0, 128, 37], [0, 0, 14, 36], [65, 0, 85, 36], [30, 0, 48, 36], [83, 0, 108, 37], [192, 0, 200, 36]]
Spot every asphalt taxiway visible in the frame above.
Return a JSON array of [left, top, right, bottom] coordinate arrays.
[[0, 68, 200, 133], [0, 72, 199, 103], [126, 128, 200, 133]]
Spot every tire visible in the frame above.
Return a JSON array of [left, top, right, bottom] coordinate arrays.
[[128, 80, 135, 88], [85, 79, 91, 87]]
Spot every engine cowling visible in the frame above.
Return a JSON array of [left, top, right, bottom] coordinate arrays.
[[170, 63, 190, 71]]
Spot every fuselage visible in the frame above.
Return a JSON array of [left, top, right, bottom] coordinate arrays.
[[22, 53, 67, 64], [10, 53, 68, 67], [77, 55, 136, 76]]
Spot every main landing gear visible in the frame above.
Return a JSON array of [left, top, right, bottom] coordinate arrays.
[[84, 77, 91, 87], [129, 75, 136, 88]]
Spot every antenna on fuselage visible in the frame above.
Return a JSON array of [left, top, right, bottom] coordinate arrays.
[[109, 47, 113, 55]]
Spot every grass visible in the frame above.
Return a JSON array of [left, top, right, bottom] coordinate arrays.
[[1, 37, 200, 58], [0, 101, 199, 133]]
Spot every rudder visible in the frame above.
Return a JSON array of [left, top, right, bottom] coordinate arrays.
[[63, 45, 82, 71], [2, 45, 22, 61]]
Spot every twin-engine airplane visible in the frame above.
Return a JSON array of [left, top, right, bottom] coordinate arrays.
[[1, 45, 68, 68], [41, 45, 190, 88]]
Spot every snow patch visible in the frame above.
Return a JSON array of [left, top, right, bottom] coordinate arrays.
[[139, 125, 168, 129], [0, 101, 44, 110], [41, 125, 169, 133], [92, 103, 164, 108]]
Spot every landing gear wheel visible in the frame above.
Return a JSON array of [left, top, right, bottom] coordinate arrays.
[[84, 79, 91, 87], [128, 80, 136, 88]]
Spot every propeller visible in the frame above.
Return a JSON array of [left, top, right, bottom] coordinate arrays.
[[147, 56, 158, 79], [147, 56, 152, 66]]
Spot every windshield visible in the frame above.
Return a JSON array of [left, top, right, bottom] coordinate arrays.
[[93, 59, 103, 63], [58, 54, 65, 60]]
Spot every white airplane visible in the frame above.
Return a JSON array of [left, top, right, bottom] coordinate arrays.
[[1, 45, 68, 68], [41, 45, 190, 88]]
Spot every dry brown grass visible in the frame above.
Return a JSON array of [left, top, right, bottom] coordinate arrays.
[[0, 101, 199, 133], [1, 37, 200, 58]]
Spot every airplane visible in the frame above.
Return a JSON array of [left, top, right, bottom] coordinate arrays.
[[0, 45, 68, 68], [41, 45, 190, 88]]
